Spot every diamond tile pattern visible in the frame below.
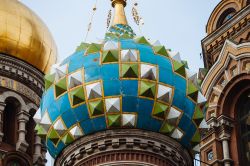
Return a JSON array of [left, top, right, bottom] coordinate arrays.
[[37, 25, 207, 158]]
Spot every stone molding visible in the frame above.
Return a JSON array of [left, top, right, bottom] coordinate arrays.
[[55, 129, 193, 166], [0, 53, 44, 97]]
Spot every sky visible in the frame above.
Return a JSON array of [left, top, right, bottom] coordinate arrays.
[[19, 0, 220, 165]]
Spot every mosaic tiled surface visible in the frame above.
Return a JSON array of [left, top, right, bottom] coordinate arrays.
[[35, 24, 207, 158]]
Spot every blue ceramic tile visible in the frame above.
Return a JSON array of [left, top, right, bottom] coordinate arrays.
[[178, 114, 192, 131], [159, 67, 174, 85], [92, 116, 106, 131], [121, 80, 138, 96], [103, 80, 121, 96], [172, 89, 185, 111], [120, 39, 137, 49], [56, 94, 71, 115], [139, 46, 156, 64], [73, 104, 89, 122], [184, 98, 196, 118], [101, 64, 119, 80], [81, 53, 100, 68], [173, 74, 186, 93], [85, 65, 101, 82], [42, 88, 54, 112], [47, 104, 60, 122], [156, 55, 172, 71], [122, 96, 139, 113], [61, 110, 77, 128], [80, 119, 95, 135]]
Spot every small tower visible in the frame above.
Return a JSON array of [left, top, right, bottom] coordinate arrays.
[[0, 0, 57, 165], [200, 0, 250, 165], [35, 0, 208, 165]]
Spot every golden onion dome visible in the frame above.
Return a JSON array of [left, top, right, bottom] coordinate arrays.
[[0, 0, 57, 73]]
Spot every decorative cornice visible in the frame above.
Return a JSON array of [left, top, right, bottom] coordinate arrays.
[[0, 53, 44, 97], [55, 129, 193, 166]]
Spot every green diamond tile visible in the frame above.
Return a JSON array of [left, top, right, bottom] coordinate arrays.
[[160, 122, 174, 134], [69, 87, 85, 106], [193, 105, 204, 126], [76, 42, 90, 52], [45, 73, 55, 90], [187, 81, 199, 102], [107, 114, 121, 128], [191, 130, 201, 146], [173, 60, 186, 77], [134, 36, 150, 45], [121, 64, 138, 78], [86, 43, 102, 54], [102, 50, 118, 63], [153, 102, 169, 120], [55, 77, 67, 98], [153, 46, 169, 56], [89, 100, 104, 117], [35, 124, 47, 140], [48, 128, 60, 146], [62, 133, 74, 144], [139, 81, 156, 99]]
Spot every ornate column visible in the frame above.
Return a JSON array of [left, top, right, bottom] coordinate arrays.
[[16, 111, 30, 152], [33, 132, 42, 164], [0, 102, 5, 143], [218, 116, 233, 166]]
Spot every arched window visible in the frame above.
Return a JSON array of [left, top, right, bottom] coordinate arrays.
[[237, 89, 250, 165], [216, 8, 236, 28], [3, 98, 20, 146]]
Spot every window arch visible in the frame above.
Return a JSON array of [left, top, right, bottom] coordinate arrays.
[[3, 97, 20, 146], [216, 8, 236, 28], [236, 89, 250, 165]]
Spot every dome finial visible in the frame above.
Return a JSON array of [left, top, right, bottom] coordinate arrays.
[[111, 0, 128, 25]]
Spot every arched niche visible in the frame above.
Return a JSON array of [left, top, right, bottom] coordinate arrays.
[[3, 97, 20, 146], [217, 73, 250, 164], [235, 89, 250, 165], [216, 8, 237, 29]]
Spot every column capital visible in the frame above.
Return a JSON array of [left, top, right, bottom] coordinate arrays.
[[17, 111, 30, 121], [0, 102, 6, 111]]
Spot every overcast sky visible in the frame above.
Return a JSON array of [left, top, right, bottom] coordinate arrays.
[[20, 0, 220, 165]]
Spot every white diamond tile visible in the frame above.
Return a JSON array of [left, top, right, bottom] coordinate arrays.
[[171, 128, 183, 139], [121, 49, 138, 62], [141, 64, 157, 80], [105, 98, 120, 113], [122, 114, 136, 127], [70, 125, 83, 138], [86, 82, 102, 100], [53, 118, 67, 136]]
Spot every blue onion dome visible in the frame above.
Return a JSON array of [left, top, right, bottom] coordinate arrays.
[[34, 0, 208, 158]]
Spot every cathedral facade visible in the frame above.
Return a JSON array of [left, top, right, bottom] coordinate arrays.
[[199, 0, 250, 166]]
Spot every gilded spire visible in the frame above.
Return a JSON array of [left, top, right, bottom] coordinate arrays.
[[111, 0, 128, 25]]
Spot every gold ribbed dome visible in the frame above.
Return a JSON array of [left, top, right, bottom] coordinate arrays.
[[0, 0, 57, 73]]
